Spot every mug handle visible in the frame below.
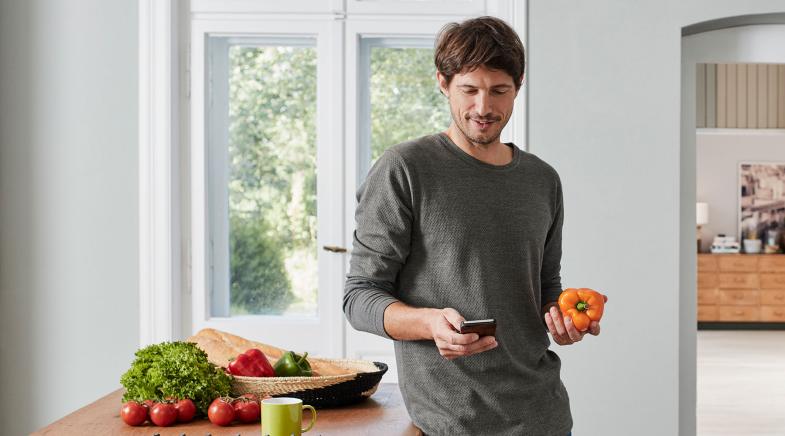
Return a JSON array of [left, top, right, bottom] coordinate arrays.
[[301, 405, 317, 433]]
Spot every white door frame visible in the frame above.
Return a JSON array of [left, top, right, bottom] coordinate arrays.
[[138, 0, 183, 346]]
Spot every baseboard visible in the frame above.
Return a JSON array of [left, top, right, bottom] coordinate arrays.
[[698, 322, 785, 330]]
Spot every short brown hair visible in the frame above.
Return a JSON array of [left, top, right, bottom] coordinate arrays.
[[434, 16, 526, 90]]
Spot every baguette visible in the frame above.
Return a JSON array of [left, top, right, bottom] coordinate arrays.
[[187, 328, 355, 377], [190, 328, 286, 361], [187, 335, 240, 368]]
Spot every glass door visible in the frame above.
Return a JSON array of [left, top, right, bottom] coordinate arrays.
[[190, 17, 345, 358]]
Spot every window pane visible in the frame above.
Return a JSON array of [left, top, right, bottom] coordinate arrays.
[[216, 42, 318, 317], [367, 41, 451, 165]]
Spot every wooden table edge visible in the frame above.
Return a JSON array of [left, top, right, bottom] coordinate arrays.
[[32, 383, 423, 436]]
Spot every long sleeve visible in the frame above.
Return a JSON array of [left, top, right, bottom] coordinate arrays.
[[540, 175, 564, 306], [343, 150, 414, 340]]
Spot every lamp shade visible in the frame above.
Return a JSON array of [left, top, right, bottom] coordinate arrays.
[[696, 202, 709, 226]]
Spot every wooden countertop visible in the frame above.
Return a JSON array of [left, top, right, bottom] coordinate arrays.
[[33, 383, 423, 436]]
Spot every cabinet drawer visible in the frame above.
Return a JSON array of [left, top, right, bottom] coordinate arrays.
[[698, 305, 719, 321], [761, 290, 785, 305], [719, 290, 759, 305], [698, 255, 718, 272], [758, 256, 785, 272], [698, 273, 718, 289], [718, 256, 758, 272], [719, 306, 760, 321], [760, 273, 785, 289], [698, 288, 718, 305], [718, 273, 759, 289], [761, 306, 785, 322]]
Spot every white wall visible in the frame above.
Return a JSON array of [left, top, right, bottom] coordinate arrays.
[[3, 1, 785, 435], [697, 130, 785, 252], [528, 2, 785, 436], [0, 1, 139, 434]]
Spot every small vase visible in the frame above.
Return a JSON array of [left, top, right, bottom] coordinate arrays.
[[744, 239, 762, 254]]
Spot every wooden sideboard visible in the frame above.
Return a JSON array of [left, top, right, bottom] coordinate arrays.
[[698, 254, 785, 323]]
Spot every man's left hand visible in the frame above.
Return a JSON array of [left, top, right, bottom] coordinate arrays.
[[544, 294, 608, 346]]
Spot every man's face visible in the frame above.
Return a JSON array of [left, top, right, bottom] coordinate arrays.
[[438, 65, 520, 146]]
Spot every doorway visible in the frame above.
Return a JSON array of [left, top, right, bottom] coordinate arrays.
[[682, 15, 785, 436]]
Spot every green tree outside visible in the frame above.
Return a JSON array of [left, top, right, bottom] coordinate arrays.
[[224, 43, 449, 315], [370, 46, 451, 163]]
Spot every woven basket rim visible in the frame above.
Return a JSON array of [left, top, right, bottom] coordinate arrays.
[[229, 361, 388, 401], [232, 373, 351, 382], [229, 358, 383, 381]]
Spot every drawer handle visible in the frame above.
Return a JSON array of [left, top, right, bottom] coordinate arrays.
[[734, 310, 745, 315], [775, 295, 785, 300], [775, 311, 784, 316], [733, 295, 744, 300], [733, 277, 745, 283]]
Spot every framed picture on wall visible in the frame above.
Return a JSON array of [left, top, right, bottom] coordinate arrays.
[[739, 162, 785, 252]]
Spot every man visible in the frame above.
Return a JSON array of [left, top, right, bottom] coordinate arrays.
[[343, 16, 606, 436]]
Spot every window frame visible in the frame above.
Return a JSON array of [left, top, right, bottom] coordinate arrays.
[[346, 0, 486, 15]]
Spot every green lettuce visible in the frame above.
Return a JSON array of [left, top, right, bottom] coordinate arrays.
[[120, 341, 232, 415]]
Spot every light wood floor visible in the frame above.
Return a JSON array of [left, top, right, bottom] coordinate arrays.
[[697, 330, 785, 436]]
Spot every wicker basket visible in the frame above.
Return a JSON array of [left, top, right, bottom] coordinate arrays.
[[230, 359, 388, 408]]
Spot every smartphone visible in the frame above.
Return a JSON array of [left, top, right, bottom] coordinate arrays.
[[459, 319, 497, 337]]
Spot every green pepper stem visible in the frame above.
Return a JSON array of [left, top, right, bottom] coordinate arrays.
[[297, 352, 308, 365], [576, 302, 589, 311]]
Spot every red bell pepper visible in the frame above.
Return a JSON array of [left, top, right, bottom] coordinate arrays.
[[228, 348, 275, 377]]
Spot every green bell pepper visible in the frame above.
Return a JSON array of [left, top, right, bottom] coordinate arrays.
[[273, 351, 313, 377]]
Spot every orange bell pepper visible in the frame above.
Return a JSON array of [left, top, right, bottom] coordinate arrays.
[[558, 288, 605, 332]]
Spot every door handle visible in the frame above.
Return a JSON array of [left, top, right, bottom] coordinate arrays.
[[323, 245, 349, 253]]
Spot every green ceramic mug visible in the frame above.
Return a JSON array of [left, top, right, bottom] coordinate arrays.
[[261, 397, 317, 436]]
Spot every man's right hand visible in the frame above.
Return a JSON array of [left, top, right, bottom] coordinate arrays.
[[429, 308, 498, 360]]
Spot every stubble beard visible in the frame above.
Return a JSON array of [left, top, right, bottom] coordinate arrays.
[[450, 108, 506, 146]]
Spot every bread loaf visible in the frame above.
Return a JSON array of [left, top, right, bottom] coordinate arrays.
[[188, 328, 286, 360], [187, 328, 355, 377]]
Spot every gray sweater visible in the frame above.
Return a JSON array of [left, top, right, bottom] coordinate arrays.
[[343, 133, 572, 435]]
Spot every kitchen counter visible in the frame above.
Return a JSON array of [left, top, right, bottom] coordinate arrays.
[[33, 383, 423, 435]]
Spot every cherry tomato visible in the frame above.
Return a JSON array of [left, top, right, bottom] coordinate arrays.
[[208, 397, 235, 426], [175, 398, 196, 423], [233, 398, 261, 424], [120, 401, 147, 426], [150, 402, 178, 427]]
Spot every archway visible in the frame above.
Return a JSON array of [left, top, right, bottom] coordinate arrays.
[[681, 13, 785, 435]]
